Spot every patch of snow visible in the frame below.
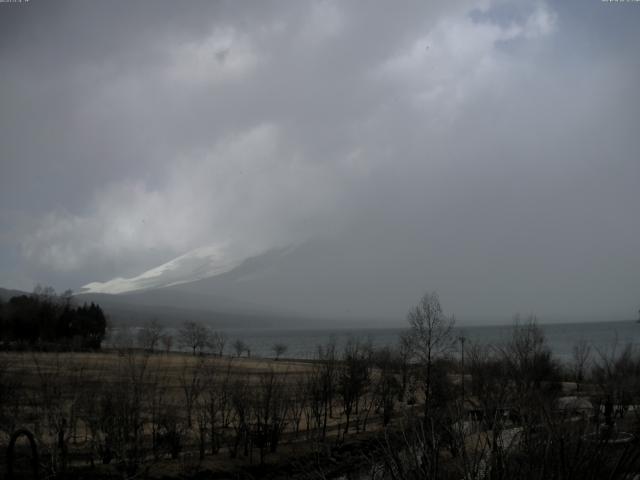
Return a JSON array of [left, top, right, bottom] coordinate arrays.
[[80, 244, 245, 294]]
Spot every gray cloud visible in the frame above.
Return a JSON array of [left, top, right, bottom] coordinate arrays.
[[1, 0, 639, 322]]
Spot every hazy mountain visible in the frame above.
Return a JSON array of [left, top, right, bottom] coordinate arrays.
[[165, 240, 408, 321], [77, 238, 416, 325], [0, 287, 28, 302], [0, 286, 303, 329], [73, 291, 297, 329], [71, 239, 410, 327], [1, 239, 407, 328]]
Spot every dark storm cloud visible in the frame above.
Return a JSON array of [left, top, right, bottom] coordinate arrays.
[[1, 0, 639, 321]]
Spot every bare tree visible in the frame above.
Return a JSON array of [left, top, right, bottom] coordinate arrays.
[[251, 368, 289, 464], [233, 339, 247, 358], [397, 333, 412, 402], [108, 326, 135, 352], [31, 353, 85, 476], [177, 320, 212, 355], [272, 343, 288, 360], [372, 347, 402, 427], [572, 339, 592, 391], [179, 357, 205, 428], [305, 366, 328, 441], [98, 350, 151, 475], [136, 319, 164, 353], [200, 358, 234, 455], [289, 376, 308, 438], [500, 315, 557, 396], [160, 333, 173, 354], [406, 291, 455, 423], [211, 331, 227, 357], [0, 354, 23, 435], [229, 374, 251, 459], [316, 338, 338, 438], [338, 337, 370, 435], [145, 366, 170, 461], [592, 341, 639, 420]]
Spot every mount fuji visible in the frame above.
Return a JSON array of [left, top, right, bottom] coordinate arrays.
[[73, 238, 411, 328]]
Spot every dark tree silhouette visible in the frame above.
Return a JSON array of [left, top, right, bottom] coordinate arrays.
[[2, 288, 106, 349]]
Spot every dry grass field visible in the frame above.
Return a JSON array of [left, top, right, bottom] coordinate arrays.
[[0, 348, 408, 479], [3, 321, 640, 480]]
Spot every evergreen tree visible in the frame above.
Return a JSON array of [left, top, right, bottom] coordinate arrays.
[[0, 288, 106, 350]]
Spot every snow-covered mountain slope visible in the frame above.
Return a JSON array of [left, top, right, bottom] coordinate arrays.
[[80, 244, 245, 294], [78, 237, 416, 323]]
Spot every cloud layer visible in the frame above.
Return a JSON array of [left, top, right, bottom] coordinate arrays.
[[1, 0, 639, 321]]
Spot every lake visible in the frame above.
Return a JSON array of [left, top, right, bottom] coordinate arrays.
[[218, 319, 640, 363]]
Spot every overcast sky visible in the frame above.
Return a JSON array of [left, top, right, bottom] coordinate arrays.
[[1, 0, 639, 322]]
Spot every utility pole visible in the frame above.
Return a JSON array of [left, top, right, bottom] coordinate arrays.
[[459, 335, 466, 408]]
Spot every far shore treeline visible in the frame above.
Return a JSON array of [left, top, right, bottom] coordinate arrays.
[[0, 285, 106, 350]]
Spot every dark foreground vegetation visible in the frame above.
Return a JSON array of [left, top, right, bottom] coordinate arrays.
[[0, 286, 106, 350], [1, 291, 640, 479]]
